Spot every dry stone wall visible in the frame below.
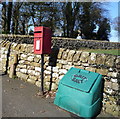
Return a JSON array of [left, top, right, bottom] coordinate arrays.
[[52, 37, 120, 50], [1, 34, 120, 49], [0, 40, 120, 117]]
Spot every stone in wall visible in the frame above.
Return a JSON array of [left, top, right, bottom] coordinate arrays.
[[67, 50, 75, 61], [55, 79, 60, 85], [46, 66, 59, 73], [74, 66, 85, 70], [112, 83, 119, 91], [44, 70, 51, 75], [27, 65, 35, 70], [31, 62, 40, 67], [27, 79, 36, 84], [96, 54, 106, 65], [63, 65, 73, 70], [107, 72, 118, 78], [104, 100, 120, 116], [1, 54, 7, 59], [3, 42, 9, 48], [20, 69, 27, 73], [52, 67, 59, 73], [80, 52, 89, 63], [9, 65, 16, 78], [116, 56, 120, 68], [82, 63, 89, 67], [58, 75, 64, 80], [85, 67, 96, 72], [1, 47, 7, 53], [62, 49, 69, 60], [25, 45, 34, 53], [28, 70, 36, 76], [57, 48, 64, 59], [27, 56, 34, 62], [73, 51, 82, 62], [35, 81, 41, 87], [19, 60, 25, 64], [96, 68, 108, 75], [24, 61, 31, 65], [45, 82, 58, 91], [20, 54, 27, 60], [88, 53, 97, 64], [36, 54, 41, 59], [2, 59, 7, 65], [73, 61, 81, 66], [59, 69, 67, 75], [44, 56, 49, 62], [10, 53, 18, 65], [35, 67, 41, 72], [16, 67, 20, 72], [17, 64, 27, 69], [2, 67, 6, 72], [111, 78, 117, 83], [104, 81, 112, 88], [34, 71, 40, 77], [44, 75, 51, 82], [105, 55, 116, 67], [2, 41, 10, 48], [11, 43, 17, 50], [104, 88, 113, 95], [59, 60, 68, 65], [20, 44, 27, 52], [15, 44, 21, 51], [67, 62, 73, 65], [28, 75, 37, 81], [56, 63, 62, 68], [46, 66, 52, 71], [16, 72, 28, 81], [53, 73, 59, 78]]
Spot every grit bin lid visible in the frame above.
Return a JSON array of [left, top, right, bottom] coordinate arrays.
[[60, 67, 100, 93]]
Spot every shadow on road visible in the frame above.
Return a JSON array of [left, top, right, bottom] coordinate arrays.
[[0, 72, 6, 76]]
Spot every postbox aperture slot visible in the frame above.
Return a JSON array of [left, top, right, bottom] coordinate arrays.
[[34, 31, 42, 33]]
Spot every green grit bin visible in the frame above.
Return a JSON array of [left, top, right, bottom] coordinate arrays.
[[54, 67, 103, 118]]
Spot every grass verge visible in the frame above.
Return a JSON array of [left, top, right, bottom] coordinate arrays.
[[80, 49, 120, 56]]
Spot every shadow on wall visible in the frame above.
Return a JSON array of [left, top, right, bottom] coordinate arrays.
[[48, 47, 59, 91]]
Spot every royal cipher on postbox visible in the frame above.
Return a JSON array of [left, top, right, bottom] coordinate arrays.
[[34, 26, 52, 54]]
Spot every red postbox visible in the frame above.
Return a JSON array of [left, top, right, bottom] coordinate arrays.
[[34, 26, 52, 54]]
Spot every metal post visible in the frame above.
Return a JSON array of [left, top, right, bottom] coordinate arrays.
[[49, 66, 53, 91], [41, 54, 44, 95]]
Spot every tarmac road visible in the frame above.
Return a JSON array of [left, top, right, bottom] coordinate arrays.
[[2, 74, 71, 117], [1, 72, 115, 118]]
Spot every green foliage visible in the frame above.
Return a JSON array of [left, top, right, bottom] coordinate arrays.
[[1, 2, 111, 40], [97, 18, 111, 41]]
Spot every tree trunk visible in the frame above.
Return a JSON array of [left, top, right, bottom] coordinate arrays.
[[2, 3, 7, 33], [6, 2, 13, 34]]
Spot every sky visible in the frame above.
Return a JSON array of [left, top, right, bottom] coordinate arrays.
[[29, 2, 120, 42], [107, 2, 119, 42], [0, 2, 119, 42]]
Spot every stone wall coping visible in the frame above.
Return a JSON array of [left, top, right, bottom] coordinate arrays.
[[0, 34, 120, 44], [0, 34, 34, 38]]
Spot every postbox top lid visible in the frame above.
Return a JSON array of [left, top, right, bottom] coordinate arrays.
[[34, 26, 51, 32], [60, 67, 102, 93]]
